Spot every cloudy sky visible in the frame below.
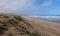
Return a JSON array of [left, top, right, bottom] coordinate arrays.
[[0, 0, 60, 15]]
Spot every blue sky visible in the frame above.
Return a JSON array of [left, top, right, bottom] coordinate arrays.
[[0, 0, 60, 16]]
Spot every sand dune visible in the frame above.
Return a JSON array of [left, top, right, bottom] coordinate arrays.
[[0, 14, 60, 36]]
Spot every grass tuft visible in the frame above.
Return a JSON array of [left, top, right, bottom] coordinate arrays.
[[14, 16, 23, 21]]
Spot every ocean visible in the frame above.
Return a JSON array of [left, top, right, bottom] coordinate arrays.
[[28, 16, 60, 22]]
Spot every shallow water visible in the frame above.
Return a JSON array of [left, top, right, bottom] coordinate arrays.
[[28, 16, 60, 22]]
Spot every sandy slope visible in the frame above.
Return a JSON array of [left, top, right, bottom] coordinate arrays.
[[21, 16, 60, 36], [0, 14, 60, 36]]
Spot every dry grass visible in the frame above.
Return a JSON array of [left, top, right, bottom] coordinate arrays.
[[0, 14, 60, 36]]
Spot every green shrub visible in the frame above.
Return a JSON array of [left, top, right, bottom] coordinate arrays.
[[14, 16, 23, 21], [8, 19, 18, 24]]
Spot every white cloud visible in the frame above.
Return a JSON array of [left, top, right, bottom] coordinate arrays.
[[0, 0, 36, 13], [41, 0, 52, 7], [0, 0, 52, 13]]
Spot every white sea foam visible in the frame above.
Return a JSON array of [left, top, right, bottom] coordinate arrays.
[[28, 16, 60, 19]]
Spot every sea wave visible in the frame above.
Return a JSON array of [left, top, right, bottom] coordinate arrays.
[[28, 16, 60, 21], [29, 16, 60, 19]]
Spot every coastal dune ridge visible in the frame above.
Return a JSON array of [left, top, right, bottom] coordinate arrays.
[[0, 14, 60, 36]]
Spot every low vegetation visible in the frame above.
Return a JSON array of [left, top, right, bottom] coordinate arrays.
[[14, 16, 23, 21], [0, 14, 40, 36]]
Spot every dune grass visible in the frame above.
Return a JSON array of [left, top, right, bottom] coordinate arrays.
[[14, 16, 23, 21]]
